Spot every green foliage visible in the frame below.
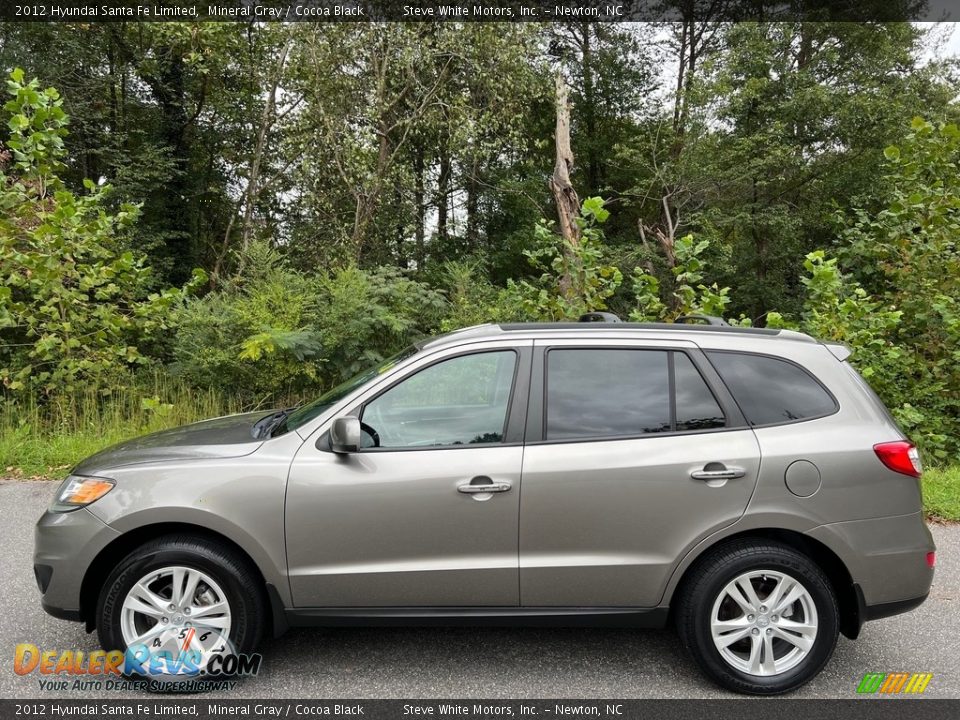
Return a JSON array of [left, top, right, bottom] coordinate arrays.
[[315, 264, 447, 381], [0, 69, 204, 397], [628, 236, 731, 322], [170, 242, 446, 401], [511, 197, 623, 320], [435, 259, 526, 332], [834, 118, 960, 460]]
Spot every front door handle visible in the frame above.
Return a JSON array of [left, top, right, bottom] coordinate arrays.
[[457, 477, 512, 494], [690, 465, 746, 481]]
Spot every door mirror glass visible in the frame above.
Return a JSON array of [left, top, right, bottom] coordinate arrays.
[[330, 416, 361, 454]]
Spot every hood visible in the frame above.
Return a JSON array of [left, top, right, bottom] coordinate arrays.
[[73, 411, 270, 474]]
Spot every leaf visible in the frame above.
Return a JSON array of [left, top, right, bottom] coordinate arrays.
[[883, 145, 900, 161]]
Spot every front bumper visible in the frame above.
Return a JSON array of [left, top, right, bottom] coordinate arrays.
[[33, 507, 121, 622]]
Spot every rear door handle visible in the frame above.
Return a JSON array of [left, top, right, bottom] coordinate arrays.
[[457, 477, 512, 494], [690, 466, 746, 481]]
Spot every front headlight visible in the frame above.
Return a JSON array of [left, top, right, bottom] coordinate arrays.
[[50, 475, 115, 512]]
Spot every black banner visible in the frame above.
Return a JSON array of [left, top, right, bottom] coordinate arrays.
[[2, 700, 960, 720], [0, 0, 956, 23]]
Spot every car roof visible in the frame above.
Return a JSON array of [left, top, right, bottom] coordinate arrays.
[[419, 322, 817, 350]]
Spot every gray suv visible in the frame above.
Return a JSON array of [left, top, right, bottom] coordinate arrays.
[[34, 321, 935, 694]]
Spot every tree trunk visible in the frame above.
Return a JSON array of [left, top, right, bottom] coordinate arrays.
[[436, 142, 451, 244], [414, 144, 425, 269], [215, 36, 293, 283], [549, 73, 581, 303], [465, 160, 479, 253]]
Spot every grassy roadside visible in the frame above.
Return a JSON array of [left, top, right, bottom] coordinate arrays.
[[922, 466, 960, 523], [0, 380, 248, 480]]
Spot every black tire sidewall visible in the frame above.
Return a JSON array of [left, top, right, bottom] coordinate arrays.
[[682, 543, 839, 695], [97, 539, 264, 665]]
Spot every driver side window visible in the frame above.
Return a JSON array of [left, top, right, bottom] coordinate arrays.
[[360, 351, 517, 449]]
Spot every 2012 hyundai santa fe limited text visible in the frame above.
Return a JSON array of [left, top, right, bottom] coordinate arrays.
[[33, 318, 935, 695]]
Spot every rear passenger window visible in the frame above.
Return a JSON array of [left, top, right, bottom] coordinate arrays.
[[706, 352, 837, 426], [545, 349, 726, 440], [674, 353, 725, 431]]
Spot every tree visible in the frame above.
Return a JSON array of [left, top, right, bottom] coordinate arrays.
[[695, 22, 957, 320], [550, 73, 582, 303], [0, 69, 201, 397]]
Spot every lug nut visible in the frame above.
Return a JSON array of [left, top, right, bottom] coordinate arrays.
[[168, 604, 176, 612], [184, 608, 191, 615], [772, 615, 778, 622], [751, 628, 760, 635], [766, 628, 772, 635], [161, 617, 168, 624], [759, 605, 767, 613], [747, 614, 755, 621]]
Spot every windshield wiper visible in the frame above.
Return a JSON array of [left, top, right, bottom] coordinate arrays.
[[251, 408, 296, 439]]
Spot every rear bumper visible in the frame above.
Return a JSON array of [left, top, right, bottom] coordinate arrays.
[[865, 591, 928, 621], [806, 510, 934, 608]]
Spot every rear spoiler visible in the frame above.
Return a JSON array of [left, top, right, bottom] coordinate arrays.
[[824, 342, 852, 362]]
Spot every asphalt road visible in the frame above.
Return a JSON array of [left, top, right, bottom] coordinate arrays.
[[1, 479, 957, 699]]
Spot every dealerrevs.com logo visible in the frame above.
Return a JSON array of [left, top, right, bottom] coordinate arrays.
[[857, 672, 933, 695], [14, 628, 262, 692]]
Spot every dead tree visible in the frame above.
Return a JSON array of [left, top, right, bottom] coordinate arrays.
[[549, 73, 581, 302]]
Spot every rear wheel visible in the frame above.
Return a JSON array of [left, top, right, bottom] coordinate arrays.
[[675, 540, 839, 695]]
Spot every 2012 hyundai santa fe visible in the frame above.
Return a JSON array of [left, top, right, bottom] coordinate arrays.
[[34, 319, 935, 694]]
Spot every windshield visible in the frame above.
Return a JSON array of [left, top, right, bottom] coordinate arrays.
[[272, 345, 420, 436]]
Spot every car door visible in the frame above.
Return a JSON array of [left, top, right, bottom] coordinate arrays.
[[286, 341, 531, 607], [519, 338, 761, 607]]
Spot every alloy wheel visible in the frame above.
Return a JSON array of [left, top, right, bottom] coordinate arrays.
[[709, 569, 818, 677], [119, 565, 233, 671]]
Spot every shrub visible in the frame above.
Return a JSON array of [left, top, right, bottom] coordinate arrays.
[[0, 69, 202, 398], [509, 197, 623, 320], [170, 243, 447, 402]]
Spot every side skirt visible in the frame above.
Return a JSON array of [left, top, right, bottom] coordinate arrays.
[[282, 606, 670, 630]]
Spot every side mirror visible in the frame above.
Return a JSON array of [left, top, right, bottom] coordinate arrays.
[[330, 416, 361, 454]]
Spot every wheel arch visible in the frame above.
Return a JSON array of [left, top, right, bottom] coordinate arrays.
[[667, 528, 863, 639], [79, 522, 287, 637]]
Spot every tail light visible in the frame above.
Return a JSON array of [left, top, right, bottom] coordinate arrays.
[[927, 551, 936, 569], [873, 441, 922, 478]]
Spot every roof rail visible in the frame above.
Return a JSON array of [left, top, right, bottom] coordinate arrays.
[[675, 314, 730, 327], [579, 312, 622, 323]]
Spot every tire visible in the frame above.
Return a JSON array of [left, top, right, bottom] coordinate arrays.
[[675, 539, 839, 695], [97, 534, 266, 688]]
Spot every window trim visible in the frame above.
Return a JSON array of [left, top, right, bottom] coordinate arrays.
[[703, 349, 840, 429], [352, 347, 527, 453], [533, 346, 736, 446]]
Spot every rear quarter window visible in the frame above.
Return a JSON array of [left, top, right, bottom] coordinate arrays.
[[706, 351, 837, 426]]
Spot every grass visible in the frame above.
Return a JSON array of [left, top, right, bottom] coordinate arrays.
[[922, 466, 960, 522], [0, 374, 250, 479], [2, 382, 959, 522]]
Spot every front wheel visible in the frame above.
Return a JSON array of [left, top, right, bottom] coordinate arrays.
[[97, 535, 266, 685], [675, 540, 839, 695]]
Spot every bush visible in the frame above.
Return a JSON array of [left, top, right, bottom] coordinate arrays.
[[829, 118, 960, 461], [170, 243, 447, 402], [0, 69, 202, 398], [508, 197, 623, 321]]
